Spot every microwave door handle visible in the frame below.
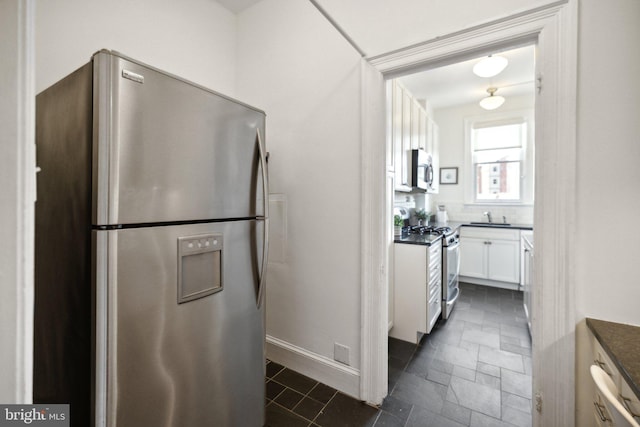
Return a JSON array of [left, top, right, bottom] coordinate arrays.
[[425, 164, 433, 186]]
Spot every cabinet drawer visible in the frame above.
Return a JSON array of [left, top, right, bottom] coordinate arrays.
[[619, 378, 640, 423], [426, 287, 442, 333], [429, 269, 440, 287], [428, 277, 441, 300], [460, 226, 520, 241], [428, 263, 441, 282], [429, 242, 442, 256], [428, 245, 441, 266], [592, 337, 620, 386], [428, 255, 441, 272], [593, 390, 614, 427]]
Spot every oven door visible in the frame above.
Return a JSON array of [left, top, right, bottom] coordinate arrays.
[[442, 240, 460, 319]]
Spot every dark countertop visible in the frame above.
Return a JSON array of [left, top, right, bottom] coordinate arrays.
[[393, 222, 462, 246], [394, 233, 442, 246], [587, 318, 640, 399], [393, 221, 533, 245], [460, 222, 533, 230]]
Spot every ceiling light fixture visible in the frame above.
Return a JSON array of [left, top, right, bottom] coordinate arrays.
[[473, 55, 508, 78], [479, 87, 505, 110]]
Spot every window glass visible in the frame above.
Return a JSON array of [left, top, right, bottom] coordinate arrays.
[[474, 123, 523, 150], [476, 161, 521, 200], [471, 121, 526, 201]]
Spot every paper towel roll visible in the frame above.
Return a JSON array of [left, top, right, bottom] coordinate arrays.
[[436, 210, 448, 224]]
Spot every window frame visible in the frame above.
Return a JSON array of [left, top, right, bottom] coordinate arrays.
[[464, 109, 535, 205]]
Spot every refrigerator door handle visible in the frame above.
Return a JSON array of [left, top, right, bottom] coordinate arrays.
[[256, 128, 269, 307]]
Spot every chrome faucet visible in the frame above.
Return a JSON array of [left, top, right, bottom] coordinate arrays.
[[483, 211, 493, 223]]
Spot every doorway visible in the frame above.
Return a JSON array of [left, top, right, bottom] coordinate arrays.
[[384, 44, 536, 427], [360, 4, 578, 426]]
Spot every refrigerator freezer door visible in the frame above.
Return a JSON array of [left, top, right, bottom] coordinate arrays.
[[93, 52, 266, 226], [94, 220, 265, 427]]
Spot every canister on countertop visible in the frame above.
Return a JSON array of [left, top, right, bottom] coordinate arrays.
[[436, 205, 448, 224]]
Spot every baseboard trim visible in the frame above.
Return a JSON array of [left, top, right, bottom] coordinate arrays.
[[266, 335, 361, 399], [460, 277, 520, 291]]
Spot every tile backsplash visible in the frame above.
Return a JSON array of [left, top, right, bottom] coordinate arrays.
[[435, 200, 533, 225], [394, 193, 534, 226], [394, 192, 434, 225]]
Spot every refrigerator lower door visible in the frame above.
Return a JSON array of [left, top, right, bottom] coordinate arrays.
[[94, 220, 265, 427]]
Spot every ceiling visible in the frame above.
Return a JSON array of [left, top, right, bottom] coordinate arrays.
[[215, 0, 261, 13], [397, 45, 535, 110], [214, 1, 536, 110]]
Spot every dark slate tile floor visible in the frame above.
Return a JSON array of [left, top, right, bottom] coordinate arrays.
[[265, 283, 532, 427], [265, 361, 379, 426]]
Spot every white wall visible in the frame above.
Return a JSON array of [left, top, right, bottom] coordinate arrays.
[[574, 1, 640, 425], [36, 0, 237, 95], [433, 94, 535, 224], [236, 0, 364, 392]]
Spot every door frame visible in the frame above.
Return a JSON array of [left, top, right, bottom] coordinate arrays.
[[360, 2, 578, 426], [1, 0, 36, 403]]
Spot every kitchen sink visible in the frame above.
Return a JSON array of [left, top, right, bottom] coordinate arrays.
[[469, 222, 512, 226]]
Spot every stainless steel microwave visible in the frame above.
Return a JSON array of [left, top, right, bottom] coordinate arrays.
[[410, 149, 434, 191]]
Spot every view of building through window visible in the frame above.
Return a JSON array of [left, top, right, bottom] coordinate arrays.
[[472, 121, 526, 201]]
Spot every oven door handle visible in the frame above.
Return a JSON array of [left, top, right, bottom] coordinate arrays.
[[446, 241, 460, 251], [446, 286, 461, 306]]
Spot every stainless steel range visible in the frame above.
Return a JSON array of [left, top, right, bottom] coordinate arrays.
[[441, 227, 460, 320]]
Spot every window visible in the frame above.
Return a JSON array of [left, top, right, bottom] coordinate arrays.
[[465, 112, 533, 204]]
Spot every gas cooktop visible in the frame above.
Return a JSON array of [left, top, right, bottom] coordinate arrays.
[[394, 224, 457, 246], [406, 225, 453, 236]]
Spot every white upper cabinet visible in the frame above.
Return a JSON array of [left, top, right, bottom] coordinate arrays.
[[411, 99, 424, 151], [391, 82, 410, 191], [428, 118, 439, 193], [418, 107, 427, 151], [389, 80, 439, 193]]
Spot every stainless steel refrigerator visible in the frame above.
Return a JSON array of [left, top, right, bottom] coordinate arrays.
[[34, 50, 268, 427]]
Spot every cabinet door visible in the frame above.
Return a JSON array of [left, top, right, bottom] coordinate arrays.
[[488, 239, 520, 283], [392, 244, 427, 343], [387, 172, 395, 331], [386, 81, 395, 171], [460, 237, 488, 278], [429, 121, 439, 193], [523, 248, 532, 331], [410, 100, 422, 150], [418, 108, 426, 151], [400, 91, 412, 187], [392, 83, 404, 188]]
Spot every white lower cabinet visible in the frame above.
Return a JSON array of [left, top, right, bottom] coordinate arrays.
[[459, 227, 521, 287], [390, 242, 442, 343], [521, 233, 533, 333], [590, 333, 640, 426]]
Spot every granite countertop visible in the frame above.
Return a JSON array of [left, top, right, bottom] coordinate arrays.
[[587, 318, 640, 399], [394, 233, 442, 246], [393, 221, 533, 246], [393, 222, 462, 246], [459, 222, 533, 230]]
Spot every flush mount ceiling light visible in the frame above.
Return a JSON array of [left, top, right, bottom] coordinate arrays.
[[479, 87, 505, 110], [473, 55, 508, 78]]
